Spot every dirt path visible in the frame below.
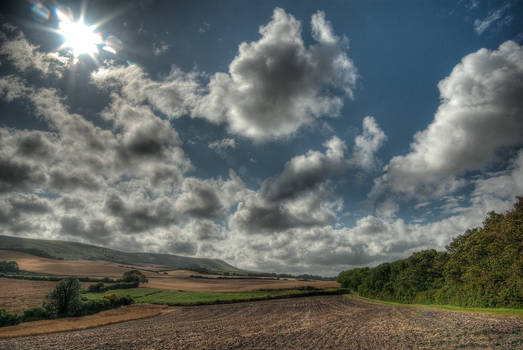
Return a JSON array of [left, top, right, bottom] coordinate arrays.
[[1, 296, 521, 349]]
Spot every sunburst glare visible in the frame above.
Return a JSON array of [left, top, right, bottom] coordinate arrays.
[[56, 7, 102, 57]]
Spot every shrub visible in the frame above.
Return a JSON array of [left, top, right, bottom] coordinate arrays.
[[0, 308, 20, 327], [87, 282, 106, 293], [0, 261, 19, 273], [21, 306, 50, 322], [122, 270, 148, 284]]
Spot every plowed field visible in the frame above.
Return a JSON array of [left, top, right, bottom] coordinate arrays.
[[2, 296, 521, 349]]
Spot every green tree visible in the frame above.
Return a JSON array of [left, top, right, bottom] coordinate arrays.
[[122, 269, 148, 284], [0, 261, 19, 273], [48, 278, 82, 316]]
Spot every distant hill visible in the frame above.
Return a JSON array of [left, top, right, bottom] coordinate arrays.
[[0, 235, 245, 275]]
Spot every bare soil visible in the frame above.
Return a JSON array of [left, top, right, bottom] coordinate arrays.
[[1, 296, 521, 349], [0, 304, 170, 339]]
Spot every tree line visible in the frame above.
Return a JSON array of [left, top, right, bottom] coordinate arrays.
[[337, 197, 522, 308]]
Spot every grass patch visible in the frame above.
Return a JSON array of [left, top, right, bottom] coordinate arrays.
[[349, 294, 523, 318], [83, 287, 347, 306]]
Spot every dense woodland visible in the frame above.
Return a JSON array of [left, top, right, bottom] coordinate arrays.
[[337, 197, 523, 308]]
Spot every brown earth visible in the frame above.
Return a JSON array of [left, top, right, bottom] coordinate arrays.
[[146, 276, 338, 291], [0, 251, 159, 278], [0, 250, 340, 292], [0, 304, 171, 339], [0, 278, 91, 314], [1, 296, 521, 349]]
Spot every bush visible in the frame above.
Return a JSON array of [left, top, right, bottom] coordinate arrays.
[[48, 277, 82, 316], [0, 261, 19, 273], [21, 306, 50, 322], [122, 270, 148, 284], [0, 308, 20, 327], [87, 282, 106, 293], [80, 294, 134, 315]]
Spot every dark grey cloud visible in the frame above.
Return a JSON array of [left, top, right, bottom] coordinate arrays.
[[105, 192, 177, 233], [0, 158, 46, 193], [49, 169, 101, 192], [167, 240, 198, 255], [15, 131, 55, 159], [174, 178, 225, 219], [60, 216, 111, 244], [260, 136, 347, 202]]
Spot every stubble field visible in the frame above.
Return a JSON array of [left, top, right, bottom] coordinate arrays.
[[2, 295, 521, 350]]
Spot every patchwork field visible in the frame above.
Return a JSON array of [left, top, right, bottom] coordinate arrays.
[[0, 250, 339, 292], [2, 296, 521, 349], [0, 278, 91, 314]]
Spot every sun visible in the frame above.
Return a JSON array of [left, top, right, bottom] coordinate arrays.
[[56, 9, 102, 56]]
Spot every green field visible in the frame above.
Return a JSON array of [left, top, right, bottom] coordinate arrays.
[[83, 287, 346, 306]]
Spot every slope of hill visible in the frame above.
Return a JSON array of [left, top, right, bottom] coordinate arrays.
[[0, 235, 244, 274]]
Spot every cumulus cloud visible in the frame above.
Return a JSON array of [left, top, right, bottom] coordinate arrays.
[[230, 138, 346, 234], [261, 136, 347, 202], [350, 116, 386, 171], [375, 41, 523, 198], [193, 8, 357, 141]]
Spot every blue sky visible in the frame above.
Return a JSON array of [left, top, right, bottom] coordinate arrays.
[[0, 0, 522, 275]]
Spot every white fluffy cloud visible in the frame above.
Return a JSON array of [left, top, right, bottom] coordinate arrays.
[[350, 116, 387, 171], [375, 41, 523, 198], [193, 8, 357, 141]]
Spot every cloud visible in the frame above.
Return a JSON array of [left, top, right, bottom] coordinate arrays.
[[260, 136, 347, 202], [153, 42, 169, 56], [375, 41, 523, 198], [230, 138, 346, 234], [208, 138, 236, 154], [0, 26, 72, 77], [91, 64, 202, 119], [193, 8, 357, 141], [350, 116, 387, 171], [473, 4, 512, 35]]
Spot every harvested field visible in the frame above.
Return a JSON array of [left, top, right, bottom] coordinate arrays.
[[146, 276, 338, 291], [0, 278, 91, 314], [0, 251, 159, 278], [0, 250, 339, 291], [0, 304, 171, 339], [2, 296, 521, 349]]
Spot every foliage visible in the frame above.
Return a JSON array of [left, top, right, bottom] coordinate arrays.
[[337, 197, 523, 308], [122, 269, 148, 284], [48, 277, 82, 316], [0, 308, 20, 327], [0, 261, 19, 273], [21, 306, 51, 322], [86, 281, 138, 293]]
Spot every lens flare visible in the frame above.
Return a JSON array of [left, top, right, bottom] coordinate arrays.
[[30, 1, 50, 23], [102, 35, 123, 54], [56, 7, 102, 57]]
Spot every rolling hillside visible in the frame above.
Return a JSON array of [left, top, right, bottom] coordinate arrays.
[[0, 235, 245, 274]]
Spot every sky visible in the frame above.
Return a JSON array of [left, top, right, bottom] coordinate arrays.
[[0, 0, 522, 276]]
